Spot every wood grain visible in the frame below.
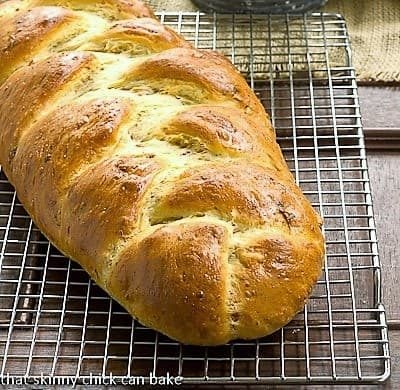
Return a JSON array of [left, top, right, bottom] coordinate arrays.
[[362, 85, 400, 389], [359, 86, 400, 129], [358, 87, 400, 150], [364, 128, 400, 150], [366, 152, 399, 389], [366, 151, 400, 323]]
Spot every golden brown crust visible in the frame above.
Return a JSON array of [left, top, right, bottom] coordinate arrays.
[[0, 0, 325, 345], [111, 222, 231, 345], [123, 47, 269, 125], [151, 163, 319, 230], [31, 0, 155, 19], [156, 105, 287, 171], [0, 51, 96, 172], [86, 18, 191, 54], [0, 7, 77, 81], [233, 233, 324, 338], [63, 155, 162, 275], [11, 98, 132, 244]]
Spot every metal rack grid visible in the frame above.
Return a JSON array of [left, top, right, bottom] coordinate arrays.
[[0, 12, 390, 385]]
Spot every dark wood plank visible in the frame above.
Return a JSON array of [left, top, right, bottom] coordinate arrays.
[[385, 330, 400, 389], [365, 147, 399, 386], [359, 86, 400, 129], [366, 151, 400, 323], [364, 128, 400, 150]]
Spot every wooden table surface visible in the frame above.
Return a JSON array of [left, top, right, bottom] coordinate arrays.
[[357, 86, 400, 389]]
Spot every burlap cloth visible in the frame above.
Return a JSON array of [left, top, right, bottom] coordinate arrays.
[[149, 0, 400, 83]]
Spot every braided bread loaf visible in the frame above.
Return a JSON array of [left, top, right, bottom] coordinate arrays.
[[0, 0, 324, 345]]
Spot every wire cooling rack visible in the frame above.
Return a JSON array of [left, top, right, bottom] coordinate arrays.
[[0, 12, 390, 386]]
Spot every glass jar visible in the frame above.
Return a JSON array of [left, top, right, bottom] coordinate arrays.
[[192, 0, 328, 13]]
